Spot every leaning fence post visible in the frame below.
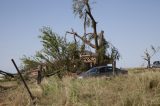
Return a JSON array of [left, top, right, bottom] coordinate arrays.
[[11, 59, 35, 104]]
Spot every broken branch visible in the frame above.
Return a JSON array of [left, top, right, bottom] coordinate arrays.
[[66, 30, 96, 48]]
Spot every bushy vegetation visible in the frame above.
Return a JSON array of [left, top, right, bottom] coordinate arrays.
[[21, 27, 85, 77], [1, 68, 160, 106]]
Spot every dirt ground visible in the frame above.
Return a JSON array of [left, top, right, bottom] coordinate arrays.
[[0, 92, 7, 106], [0, 81, 18, 106]]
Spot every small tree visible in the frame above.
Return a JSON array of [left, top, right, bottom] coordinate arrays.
[[109, 46, 120, 75], [142, 45, 160, 68], [37, 27, 71, 76], [22, 27, 84, 78]]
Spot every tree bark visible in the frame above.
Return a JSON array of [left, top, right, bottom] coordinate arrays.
[[86, 2, 99, 65], [148, 59, 151, 68]]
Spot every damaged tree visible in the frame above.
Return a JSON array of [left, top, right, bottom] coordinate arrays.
[[142, 45, 160, 68], [67, 0, 100, 64], [66, 0, 115, 66]]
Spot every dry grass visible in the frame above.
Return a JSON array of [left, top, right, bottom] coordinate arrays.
[[1, 68, 160, 106]]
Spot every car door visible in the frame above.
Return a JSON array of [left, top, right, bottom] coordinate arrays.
[[105, 67, 113, 76], [98, 67, 106, 76]]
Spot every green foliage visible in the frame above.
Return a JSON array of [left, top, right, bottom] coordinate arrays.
[[38, 27, 71, 76], [110, 46, 120, 61], [22, 27, 85, 77], [72, 0, 92, 27], [67, 43, 80, 60], [98, 32, 110, 65], [98, 35, 120, 65], [39, 27, 68, 61], [72, 0, 86, 18], [21, 55, 39, 70]]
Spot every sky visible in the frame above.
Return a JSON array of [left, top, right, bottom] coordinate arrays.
[[0, 0, 160, 73]]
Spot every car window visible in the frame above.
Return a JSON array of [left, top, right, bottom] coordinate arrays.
[[99, 67, 106, 73], [153, 61, 160, 65]]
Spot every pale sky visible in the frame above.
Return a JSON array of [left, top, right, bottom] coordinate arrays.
[[0, 0, 160, 73]]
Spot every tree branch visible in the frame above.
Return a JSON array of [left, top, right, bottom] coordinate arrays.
[[66, 30, 96, 49], [85, 3, 96, 24], [85, 2, 99, 50]]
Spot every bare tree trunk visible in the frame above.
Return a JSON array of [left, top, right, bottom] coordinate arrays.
[[148, 59, 151, 68], [86, 3, 99, 65]]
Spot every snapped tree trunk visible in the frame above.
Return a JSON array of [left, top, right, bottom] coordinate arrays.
[[86, 3, 99, 65]]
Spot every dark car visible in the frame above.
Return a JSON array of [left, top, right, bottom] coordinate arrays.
[[152, 61, 160, 68], [78, 66, 127, 79]]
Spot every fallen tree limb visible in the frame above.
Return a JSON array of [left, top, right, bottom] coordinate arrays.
[[45, 71, 60, 77], [0, 70, 14, 78]]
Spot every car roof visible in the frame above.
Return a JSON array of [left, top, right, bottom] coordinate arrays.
[[153, 61, 160, 63], [95, 66, 107, 68], [94, 66, 113, 69]]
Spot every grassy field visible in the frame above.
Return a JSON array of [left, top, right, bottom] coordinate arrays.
[[1, 68, 160, 106]]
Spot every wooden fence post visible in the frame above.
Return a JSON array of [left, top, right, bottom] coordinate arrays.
[[37, 65, 42, 84]]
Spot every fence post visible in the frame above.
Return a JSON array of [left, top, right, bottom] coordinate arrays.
[[37, 65, 42, 84], [11, 59, 35, 104]]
